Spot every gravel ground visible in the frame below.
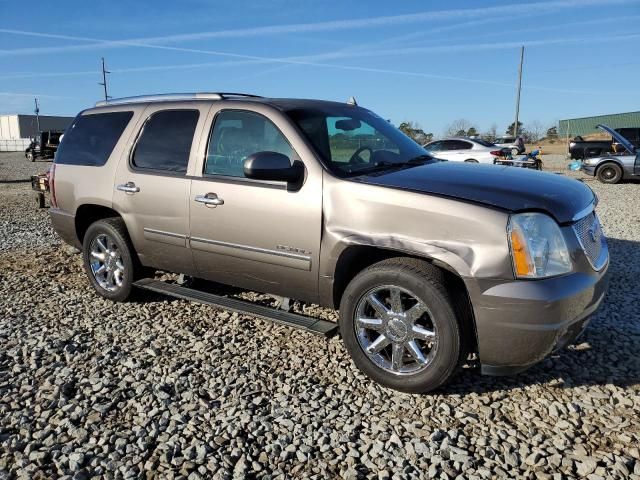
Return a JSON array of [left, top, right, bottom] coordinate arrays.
[[1, 151, 639, 479]]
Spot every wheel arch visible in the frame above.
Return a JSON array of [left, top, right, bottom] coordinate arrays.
[[75, 203, 123, 245], [330, 244, 478, 356]]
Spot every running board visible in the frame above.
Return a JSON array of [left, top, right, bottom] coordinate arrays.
[[133, 278, 338, 337]]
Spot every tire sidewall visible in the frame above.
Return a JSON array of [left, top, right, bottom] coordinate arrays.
[[339, 266, 460, 393], [82, 220, 136, 301], [597, 163, 622, 184]]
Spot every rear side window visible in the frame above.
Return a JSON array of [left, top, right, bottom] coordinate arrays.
[[55, 111, 133, 166], [132, 110, 199, 173]]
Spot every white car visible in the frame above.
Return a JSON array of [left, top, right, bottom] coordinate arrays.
[[494, 136, 524, 156], [423, 138, 501, 164]]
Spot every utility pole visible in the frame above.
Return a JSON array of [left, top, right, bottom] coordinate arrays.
[[99, 57, 111, 102], [34, 97, 41, 133], [513, 46, 524, 138]]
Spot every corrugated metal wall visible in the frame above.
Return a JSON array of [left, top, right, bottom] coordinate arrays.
[[558, 111, 640, 137], [17, 115, 74, 138]]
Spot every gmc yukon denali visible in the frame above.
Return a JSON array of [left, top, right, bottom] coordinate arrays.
[[49, 93, 609, 393]]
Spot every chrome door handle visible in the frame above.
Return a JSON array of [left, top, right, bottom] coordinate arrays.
[[116, 182, 140, 193], [194, 193, 224, 207]]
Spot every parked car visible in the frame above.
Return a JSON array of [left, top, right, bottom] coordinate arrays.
[[569, 127, 640, 160], [49, 93, 609, 393], [25, 130, 64, 162], [581, 124, 639, 183], [422, 137, 501, 164], [493, 136, 524, 156]]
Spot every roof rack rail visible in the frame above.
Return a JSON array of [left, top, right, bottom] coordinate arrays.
[[95, 92, 261, 107]]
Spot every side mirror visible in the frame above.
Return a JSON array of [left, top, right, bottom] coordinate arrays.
[[243, 151, 303, 183]]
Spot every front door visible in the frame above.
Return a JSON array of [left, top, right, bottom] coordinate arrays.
[[635, 153, 640, 176], [113, 104, 208, 275], [189, 106, 322, 303]]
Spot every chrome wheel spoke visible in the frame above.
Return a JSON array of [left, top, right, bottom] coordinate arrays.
[[94, 265, 106, 276], [412, 325, 436, 341], [389, 288, 402, 313], [114, 268, 123, 286], [106, 270, 115, 286], [96, 237, 108, 252], [367, 334, 390, 353], [406, 302, 427, 322], [406, 340, 427, 364], [91, 251, 105, 261], [391, 343, 404, 371], [366, 293, 390, 318], [357, 317, 383, 331]]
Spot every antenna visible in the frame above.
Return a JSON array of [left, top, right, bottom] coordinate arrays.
[[99, 57, 111, 102], [34, 98, 41, 133], [347, 96, 358, 106]]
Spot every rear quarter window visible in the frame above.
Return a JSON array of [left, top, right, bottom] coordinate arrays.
[[55, 111, 133, 166]]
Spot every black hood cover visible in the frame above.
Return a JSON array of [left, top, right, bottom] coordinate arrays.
[[355, 162, 594, 224]]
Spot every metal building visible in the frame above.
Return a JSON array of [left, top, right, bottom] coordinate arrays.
[[558, 111, 640, 138], [0, 114, 74, 152]]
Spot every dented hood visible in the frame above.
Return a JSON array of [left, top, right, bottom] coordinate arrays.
[[354, 162, 594, 224]]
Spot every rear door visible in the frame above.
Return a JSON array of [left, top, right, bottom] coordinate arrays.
[[441, 140, 472, 161], [188, 105, 323, 303], [113, 103, 209, 274]]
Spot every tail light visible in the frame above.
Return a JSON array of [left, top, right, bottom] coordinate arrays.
[[49, 164, 58, 208], [490, 150, 502, 156]]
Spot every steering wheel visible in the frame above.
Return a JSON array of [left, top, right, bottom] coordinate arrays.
[[349, 146, 374, 164]]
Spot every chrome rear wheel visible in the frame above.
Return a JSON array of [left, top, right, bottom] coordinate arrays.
[[89, 233, 124, 292]]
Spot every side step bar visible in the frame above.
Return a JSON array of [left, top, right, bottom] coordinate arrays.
[[133, 278, 338, 337]]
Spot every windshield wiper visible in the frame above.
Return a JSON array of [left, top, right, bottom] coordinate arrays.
[[405, 154, 434, 164], [346, 160, 403, 175]]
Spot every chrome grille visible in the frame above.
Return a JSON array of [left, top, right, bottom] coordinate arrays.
[[572, 212, 607, 270]]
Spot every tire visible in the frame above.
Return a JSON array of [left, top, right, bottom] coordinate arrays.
[[27, 151, 34, 162], [596, 162, 622, 184], [339, 257, 461, 393], [82, 217, 141, 301], [511, 148, 519, 157], [464, 159, 479, 163]]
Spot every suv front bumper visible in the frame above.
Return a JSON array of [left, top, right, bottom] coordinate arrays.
[[468, 261, 609, 375], [581, 164, 597, 176]]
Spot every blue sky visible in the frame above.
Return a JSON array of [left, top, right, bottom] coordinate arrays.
[[1, 0, 639, 135]]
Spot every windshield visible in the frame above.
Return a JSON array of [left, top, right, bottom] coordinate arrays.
[[285, 106, 434, 176]]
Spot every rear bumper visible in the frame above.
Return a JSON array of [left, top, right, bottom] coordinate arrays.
[[50, 208, 80, 249], [468, 261, 609, 375]]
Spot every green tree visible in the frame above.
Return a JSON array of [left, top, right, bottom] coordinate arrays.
[[546, 126, 558, 139], [455, 129, 467, 136], [399, 121, 432, 145], [467, 127, 478, 137], [506, 121, 524, 136]]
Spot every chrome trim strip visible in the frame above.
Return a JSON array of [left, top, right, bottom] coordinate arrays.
[[571, 200, 595, 223], [189, 236, 311, 261], [143, 228, 186, 240]]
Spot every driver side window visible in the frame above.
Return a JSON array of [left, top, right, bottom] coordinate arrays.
[[204, 110, 295, 177]]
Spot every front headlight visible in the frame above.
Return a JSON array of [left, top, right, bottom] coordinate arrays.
[[583, 158, 599, 165], [508, 212, 572, 278]]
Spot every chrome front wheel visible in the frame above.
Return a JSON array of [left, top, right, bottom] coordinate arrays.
[[339, 258, 461, 393], [355, 285, 438, 375]]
